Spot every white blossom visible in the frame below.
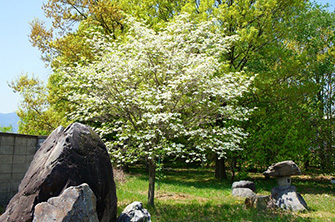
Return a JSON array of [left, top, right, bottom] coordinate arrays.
[[61, 13, 253, 165]]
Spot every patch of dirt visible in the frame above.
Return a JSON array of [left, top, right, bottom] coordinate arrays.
[[156, 192, 208, 202]]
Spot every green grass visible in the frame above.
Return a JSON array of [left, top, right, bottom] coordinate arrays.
[[116, 168, 335, 222]]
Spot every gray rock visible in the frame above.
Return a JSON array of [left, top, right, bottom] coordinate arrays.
[[232, 180, 256, 192], [33, 183, 99, 222], [271, 186, 307, 212], [245, 195, 271, 210], [0, 123, 117, 222], [118, 201, 151, 222], [232, 188, 256, 198], [263, 160, 301, 177]]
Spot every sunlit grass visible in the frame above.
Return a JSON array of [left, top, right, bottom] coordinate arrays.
[[116, 167, 335, 221]]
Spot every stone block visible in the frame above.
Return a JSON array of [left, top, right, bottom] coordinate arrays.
[[27, 146, 37, 155], [0, 173, 12, 183], [11, 173, 25, 183], [0, 164, 12, 174], [14, 145, 27, 155], [0, 155, 13, 164], [10, 182, 20, 192], [0, 183, 11, 193], [0, 192, 10, 206], [0, 145, 14, 155], [12, 163, 29, 174], [13, 155, 26, 164], [14, 137, 28, 147], [1, 136, 15, 146], [27, 138, 37, 147], [26, 155, 34, 164]]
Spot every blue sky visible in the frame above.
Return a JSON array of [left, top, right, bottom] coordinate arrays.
[[0, 1, 50, 113], [0, 0, 334, 114]]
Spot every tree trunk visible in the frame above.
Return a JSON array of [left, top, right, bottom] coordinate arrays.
[[215, 154, 227, 180], [148, 159, 156, 207], [230, 156, 236, 182]]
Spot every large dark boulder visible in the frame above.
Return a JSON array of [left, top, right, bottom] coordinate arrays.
[[0, 123, 117, 222]]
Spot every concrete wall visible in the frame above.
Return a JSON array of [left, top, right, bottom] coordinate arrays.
[[0, 132, 46, 206]]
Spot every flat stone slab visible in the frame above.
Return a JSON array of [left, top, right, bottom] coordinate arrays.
[[264, 160, 301, 177], [232, 180, 256, 192]]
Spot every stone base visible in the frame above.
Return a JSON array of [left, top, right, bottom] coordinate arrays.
[[271, 186, 307, 212]]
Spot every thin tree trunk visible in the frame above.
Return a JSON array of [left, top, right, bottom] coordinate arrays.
[[215, 154, 227, 180], [230, 156, 236, 182], [148, 159, 156, 206]]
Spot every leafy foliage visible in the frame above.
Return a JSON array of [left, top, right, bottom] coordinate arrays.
[[0, 125, 13, 133], [9, 74, 70, 135]]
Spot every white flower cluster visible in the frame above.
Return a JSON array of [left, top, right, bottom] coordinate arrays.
[[61, 13, 253, 165]]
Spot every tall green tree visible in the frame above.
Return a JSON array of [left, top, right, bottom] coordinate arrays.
[[290, 3, 335, 172]]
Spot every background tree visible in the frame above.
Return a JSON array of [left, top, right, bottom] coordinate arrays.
[[61, 14, 253, 205], [0, 125, 13, 133], [290, 3, 335, 172], [9, 74, 70, 135]]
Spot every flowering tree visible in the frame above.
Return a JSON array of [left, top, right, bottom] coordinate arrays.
[[61, 14, 253, 206]]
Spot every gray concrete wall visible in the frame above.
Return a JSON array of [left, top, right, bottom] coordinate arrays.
[[0, 132, 46, 206]]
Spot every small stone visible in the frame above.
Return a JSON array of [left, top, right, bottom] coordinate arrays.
[[33, 183, 99, 222], [245, 195, 271, 210], [232, 180, 256, 192], [118, 201, 151, 222], [232, 188, 256, 198]]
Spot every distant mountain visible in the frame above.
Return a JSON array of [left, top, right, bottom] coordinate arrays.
[[0, 112, 20, 133]]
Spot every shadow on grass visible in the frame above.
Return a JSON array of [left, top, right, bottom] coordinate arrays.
[[128, 167, 335, 199], [117, 201, 310, 222], [294, 178, 335, 195]]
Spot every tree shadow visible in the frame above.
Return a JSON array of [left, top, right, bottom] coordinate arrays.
[[144, 202, 309, 222], [128, 167, 335, 195]]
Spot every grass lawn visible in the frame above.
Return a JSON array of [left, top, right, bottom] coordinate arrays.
[[116, 167, 335, 222]]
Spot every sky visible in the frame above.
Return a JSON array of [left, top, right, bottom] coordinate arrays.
[[0, 1, 334, 114]]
